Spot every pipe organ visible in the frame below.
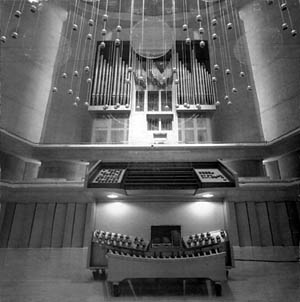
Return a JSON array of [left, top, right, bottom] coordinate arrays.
[[89, 40, 216, 110], [91, 42, 131, 108], [89, 40, 217, 144]]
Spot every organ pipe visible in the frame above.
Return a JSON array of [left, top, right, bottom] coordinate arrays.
[[120, 61, 125, 105], [90, 41, 217, 108], [192, 49, 198, 104], [112, 47, 118, 99], [92, 48, 101, 105], [100, 59, 107, 105], [97, 55, 104, 105]]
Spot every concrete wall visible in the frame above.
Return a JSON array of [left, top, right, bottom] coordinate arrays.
[[0, 151, 40, 181], [264, 150, 300, 180], [239, 1, 300, 141], [0, 2, 66, 143], [95, 201, 226, 240], [38, 160, 88, 181]]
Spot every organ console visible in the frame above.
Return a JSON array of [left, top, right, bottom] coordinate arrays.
[[87, 227, 234, 296]]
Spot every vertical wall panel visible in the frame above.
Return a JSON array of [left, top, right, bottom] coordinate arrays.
[[286, 201, 300, 245], [256, 202, 273, 246], [8, 203, 35, 248], [246, 202, 261, 246], [29, 203, 48, 248], [51, 203, 67, 248], [0, 203, 7, 233], [72, 203, 87, 247], [41, 203, 56, 247], [277, 202, 293, 246], [63, 203, 76, 247], [296, 202, 300, 223], [235, 202, 252, 246], [225, 201, 239, 246], [0, 203, 16, 248], [83, 203, 95, 247], [267, 202, 282, 246]]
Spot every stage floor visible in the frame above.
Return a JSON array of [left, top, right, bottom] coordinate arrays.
[[0, 247, 299, 302]]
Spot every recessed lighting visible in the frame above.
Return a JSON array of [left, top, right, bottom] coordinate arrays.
[[107, 194, 118, 199], [201, 193, 214, 198]]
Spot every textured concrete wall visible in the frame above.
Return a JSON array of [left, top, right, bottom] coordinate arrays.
[[0, 2, 66, 143], [240, 1, 300, 141]]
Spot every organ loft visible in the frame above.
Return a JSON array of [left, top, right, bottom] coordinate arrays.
[[0, 0, 300, 301]]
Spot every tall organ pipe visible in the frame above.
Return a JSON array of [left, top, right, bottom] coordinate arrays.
[[96, 55, 104, 105], [92, 48, 101, 104], [100, 59, 107, 105]]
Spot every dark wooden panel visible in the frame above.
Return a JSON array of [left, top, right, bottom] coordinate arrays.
[[0, 203, 16, 248], [255, 202, 273, 246], [267, 202, 282, 246], [277, 202, 293, 246], [296, 202, 300, 223], [63, 203, 76, 247], [51, 203, 67, 248], [72, 203, 87, 247], [246, 202, 261, 246], [83, 203, 95, 247], [225, 201, 239, 246], [0, 203, 7, 233], [285, 201, 300, 245], [8, 203, 35, 248], [41, 203, 56, 248], [29, 203, 48, 248], [235, 202, 251, 246]]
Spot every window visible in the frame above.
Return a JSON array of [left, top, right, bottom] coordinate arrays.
[[148, 90, 172, 112], [161, 91, 172, 111], [147, 117, 159, 131], [93, 115, 129, 144], [147, 116, 173, 131], [136, 91, 145, 111], [148, 91, 159, 111], [161, 118, 172, 130], [178, 114, 210, 143]]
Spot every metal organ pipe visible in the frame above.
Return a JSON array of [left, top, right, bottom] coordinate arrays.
[[204, 67, 210, 104], [200, 64, 206, 103], [100, 59, 107, 105], [196, 53, 202, 104], [97, 55, 104, 105], [104, 63, 110, 104], [207, 70, 214, 105], [179, 59, 184, 104], [116, 55, 122, 103], [124, 64, 129, 105], [120, 61, 125, 105], [112, 46, 119, 100], [126, 64, 131, 105], [204, 69, 210, 104], [188, 68, 192, 104], [92, 49, 101, 105], [192, 49, 198, 104]]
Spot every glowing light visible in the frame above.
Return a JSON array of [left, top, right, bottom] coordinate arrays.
[[107, 194, 118, 199], [103, 202, 129, 217], [190, 201, 215, 216], [201, 193, 214, 198]]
